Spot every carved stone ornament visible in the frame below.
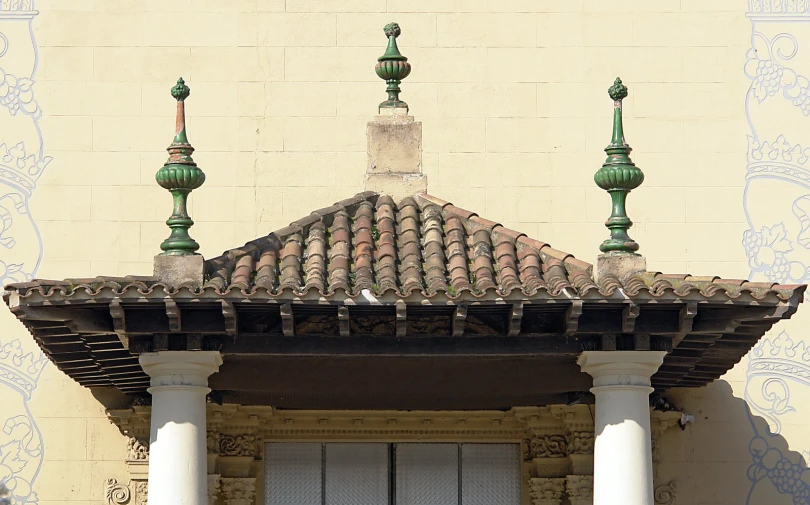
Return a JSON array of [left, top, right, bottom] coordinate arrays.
[[654, 480, 676, 505], [529, 477, 565, 505], [567, 431, 594, 455], [219, 434, 257, 457], [126, 437, 149, 461], [207, 431, 220, 455], [566, 475, 594, 505], [207, 474, 221, 505], [527, 434, 568, 459], [104, 478, 131, 505], [135, 481, 148, 505], [220, 477, 256, 505]]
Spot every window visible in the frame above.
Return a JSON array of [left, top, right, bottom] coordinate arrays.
[[264, 443, 521, 505]]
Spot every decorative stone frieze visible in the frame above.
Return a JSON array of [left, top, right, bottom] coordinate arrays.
[[207, 431, 220, 455], [528, 434, 568, 459], [104, 478, 131, 505], [567, 431, 594, 455], [219, 434, 256, 457], [208, 474, 221, 505], [566, 475, 594, 505], [556, 405, 595, 475], [126, 437, 149, 462], [529, 477, 565, 505], [134, 481, 148, 505], [220, 477, 256, 505]]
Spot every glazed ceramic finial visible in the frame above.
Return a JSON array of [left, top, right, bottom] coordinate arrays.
[[375, 22, 411, 110], [155, 78, 205, 255], [594, 77, 644, 254]]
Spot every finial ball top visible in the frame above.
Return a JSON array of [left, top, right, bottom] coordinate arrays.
[[171, 77, 190, 101], [608, 77, 628, 101], [384, 22, 401, 38]]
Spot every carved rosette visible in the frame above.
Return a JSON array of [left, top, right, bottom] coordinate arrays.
[[126, 437, 149, 462], [220, 477, 256, 505], [208, 474, 221, 505], [566, 475, 594, 505], [219, 434, 257, 457], [566, 431, 594, 455], [529, 477, 565, 505], [526, 434, 568, 459]]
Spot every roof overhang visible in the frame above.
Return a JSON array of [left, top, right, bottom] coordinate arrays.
[[5, 281, 803, 410], [6, 192, 805, 409]]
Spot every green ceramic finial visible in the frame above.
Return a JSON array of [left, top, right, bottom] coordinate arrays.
[[594, 77, 644, 255], [375, 22, 411, 110], [170, 77, 190, 101], [155, 77, 205, 256]]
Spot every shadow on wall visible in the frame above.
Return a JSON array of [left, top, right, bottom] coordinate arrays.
[[660, 378, 808, 505]]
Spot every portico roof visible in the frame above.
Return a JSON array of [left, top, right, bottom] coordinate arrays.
[[3, 189, 804, 408]]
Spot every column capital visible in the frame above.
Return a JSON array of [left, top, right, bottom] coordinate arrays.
[[577, 351, 666, 389], [139, 350, 222, 389]]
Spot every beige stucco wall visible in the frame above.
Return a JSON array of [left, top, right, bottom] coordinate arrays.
[[0, 1, 806, 504]]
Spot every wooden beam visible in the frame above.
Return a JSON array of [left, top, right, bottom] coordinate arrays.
[[338, 306, 350, 337], [622, 302, 640, 334], [452, 305, 467, 337], [673, 301, 697, 346], [280, 303, 294, 337], [633, 333, 650, 351], [601, 334, 617, 351], [565, 300, 582, 336], [110, 298, 126, 335], [221, 336, 587, 357], [154, 333, 169, 351], [165, 299, 181, 333], [508, 302, 523, 337], [221, 300, 238, 337], [396, 300, 407, 338]]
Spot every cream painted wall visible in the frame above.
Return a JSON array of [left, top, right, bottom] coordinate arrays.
[[0, 1, 804, 505]]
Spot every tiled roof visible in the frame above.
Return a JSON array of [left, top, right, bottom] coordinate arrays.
[[6, 192, 803, 303]]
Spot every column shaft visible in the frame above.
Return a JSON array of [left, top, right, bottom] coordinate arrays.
[[578, 351, 665, 505], [140, 351, 222, 505]]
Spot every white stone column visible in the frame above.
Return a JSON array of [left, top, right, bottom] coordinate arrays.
[[140, 351, 223, 505], [577, 351, 666, 505]]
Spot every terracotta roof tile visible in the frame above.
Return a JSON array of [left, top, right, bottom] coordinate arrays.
[[7, 192, 805, 304]]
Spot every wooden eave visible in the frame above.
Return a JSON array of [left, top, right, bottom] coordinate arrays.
[[4, 288, 802, 404]]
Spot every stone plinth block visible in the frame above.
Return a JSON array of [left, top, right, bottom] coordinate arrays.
[[154, 254, 204, 288], [364, 172, 427, 202], [367, 113, 422, 175], [596, 252, 646, 282]]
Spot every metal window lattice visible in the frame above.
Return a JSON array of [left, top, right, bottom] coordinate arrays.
[[395, 443, 459, 505], [264, 443, 323, 505], [324, 443, 389, 505], [461, 444, 521, 505], [264, 442, 520, 505]]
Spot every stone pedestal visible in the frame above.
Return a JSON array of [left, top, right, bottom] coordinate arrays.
[[578, 351, 666, 505], [596, 252, 646, 282], [140, 351, 222, 505], [365, 106, 426, 201], [153, 254, 205, 288]]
